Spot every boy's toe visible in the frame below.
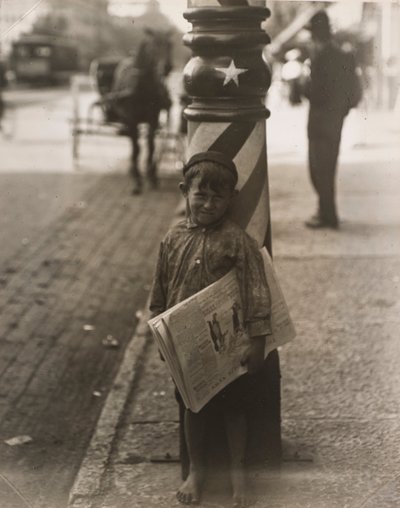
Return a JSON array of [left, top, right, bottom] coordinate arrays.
[[177, 474, 202, 504], [232, 495, 247, 508], [176, 490, 189, 504], [177, 490, 200, 505]]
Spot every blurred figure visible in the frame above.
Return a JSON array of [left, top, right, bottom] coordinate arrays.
[[384, 55, 399, 110], [0, 59, 6, 128], [179, 90, 190, 136], [281, 48, 304, 106], [301, 11, 361, 230]]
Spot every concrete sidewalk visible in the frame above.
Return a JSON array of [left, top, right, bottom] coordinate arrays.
[[68, 108, 400, 508]]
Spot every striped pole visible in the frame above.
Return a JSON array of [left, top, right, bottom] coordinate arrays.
[[184, 1, 272, 250], [182, 0, 281, 471]]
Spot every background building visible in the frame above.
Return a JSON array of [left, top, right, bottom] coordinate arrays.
[[1, 0, 114, 68], [1, 0, 188, 71], [1, 0, 42, 57]]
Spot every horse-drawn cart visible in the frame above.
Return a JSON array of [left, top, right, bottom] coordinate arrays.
[[70, 68, 125, 163], [71, 37, 186, 192]]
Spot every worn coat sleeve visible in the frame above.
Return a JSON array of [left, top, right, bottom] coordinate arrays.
[[235, 234, 272, 338], [149, 241, 169, 318]]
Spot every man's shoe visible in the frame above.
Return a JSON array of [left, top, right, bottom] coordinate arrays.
[[147, 176, 159, 190], [131, 180, 142, 195], [305, 217, 339, 230]]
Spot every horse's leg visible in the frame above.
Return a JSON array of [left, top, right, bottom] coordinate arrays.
[[129, 123, 142, 194], [146, 123, 158, 189]]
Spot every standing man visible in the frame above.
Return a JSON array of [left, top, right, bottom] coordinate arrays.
[[303, 10, 357, 230], [0, 59, 6, 126]]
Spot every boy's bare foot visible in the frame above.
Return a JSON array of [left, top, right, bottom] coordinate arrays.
[[176, 472, 203, 505], [232, 494, 248, 508], [231, 468, 247, 508]]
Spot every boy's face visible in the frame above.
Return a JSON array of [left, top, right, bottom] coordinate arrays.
[[181, 176, 234, 226]]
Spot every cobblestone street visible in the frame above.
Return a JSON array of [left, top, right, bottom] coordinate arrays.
[[0, 85, 183, 507], [0, 170, 180, 507]]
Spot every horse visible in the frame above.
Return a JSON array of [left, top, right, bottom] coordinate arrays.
[[109, 29, 172, 194]]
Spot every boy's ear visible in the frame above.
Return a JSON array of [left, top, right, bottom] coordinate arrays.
[[179, 182, 188, 197]]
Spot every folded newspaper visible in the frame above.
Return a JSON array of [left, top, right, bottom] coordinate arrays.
[[148, 247, 295, 413]]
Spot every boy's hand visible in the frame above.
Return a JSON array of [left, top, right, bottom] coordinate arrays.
[[240, 335, 266, 374]]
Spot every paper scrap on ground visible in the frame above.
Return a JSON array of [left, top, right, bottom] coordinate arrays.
[[5, 435, 33, 446], [102, 335, 119, 348]]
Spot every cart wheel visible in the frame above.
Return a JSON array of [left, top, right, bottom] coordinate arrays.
[[72, 125, 80, 162], [0, 103, 17, 140]]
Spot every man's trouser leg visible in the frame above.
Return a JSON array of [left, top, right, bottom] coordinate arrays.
[[308, 125, 342, 226]]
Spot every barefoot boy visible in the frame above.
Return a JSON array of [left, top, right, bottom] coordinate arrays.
[[149, 151, 272, 506]]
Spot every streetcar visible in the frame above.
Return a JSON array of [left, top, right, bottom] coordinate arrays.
[[10, 35, 79, 84]]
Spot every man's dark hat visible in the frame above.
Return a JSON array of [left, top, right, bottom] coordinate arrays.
[[183, 151, 238, 184], [305, 10, 331, 35]]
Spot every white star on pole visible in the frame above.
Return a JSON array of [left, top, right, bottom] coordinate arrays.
[[215, 60, 248, 87]]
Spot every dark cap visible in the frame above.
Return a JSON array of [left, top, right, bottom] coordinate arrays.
[[305, 10, 331, 36], [183, 151, 238, 184]]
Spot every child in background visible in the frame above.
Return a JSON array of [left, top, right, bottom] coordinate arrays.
[[149, 150, 272, 507]]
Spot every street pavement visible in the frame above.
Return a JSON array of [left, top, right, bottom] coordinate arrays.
[[1, 83, 399, 508], [0, 79, 184, 264], [69, 98, 400, 508], [0, 83, 184, 508]]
